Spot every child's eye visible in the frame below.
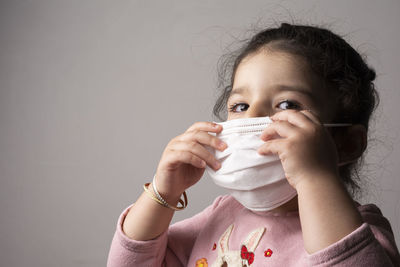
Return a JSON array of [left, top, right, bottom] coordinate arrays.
[[228, 103, 249, 113], [228, 100, 302, 113], [277, 99, 302, 110]]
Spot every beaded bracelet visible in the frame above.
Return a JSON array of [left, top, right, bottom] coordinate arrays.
[[143, 175, 187, 211]]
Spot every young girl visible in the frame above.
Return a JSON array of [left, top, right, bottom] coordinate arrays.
[[107, 23, 400, 266]]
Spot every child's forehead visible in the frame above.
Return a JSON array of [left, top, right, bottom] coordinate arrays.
[[233, 51, 323, 93], [237, 50, 312, 77]]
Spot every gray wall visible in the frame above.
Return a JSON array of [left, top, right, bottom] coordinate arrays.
[[1, 0, 399, 266]]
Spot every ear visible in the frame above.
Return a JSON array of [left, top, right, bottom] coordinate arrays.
[[332, 124, 367, 164], [218, 224, 234, 253], [243, 227, 265, 252]]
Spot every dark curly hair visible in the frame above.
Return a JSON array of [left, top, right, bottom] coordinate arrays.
[[212, 23, 379, 196]]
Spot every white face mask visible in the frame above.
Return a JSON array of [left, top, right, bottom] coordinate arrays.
[[205, 116, 352, 212]]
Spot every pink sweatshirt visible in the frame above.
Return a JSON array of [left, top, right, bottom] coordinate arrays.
[[107, 195, 400, 266]]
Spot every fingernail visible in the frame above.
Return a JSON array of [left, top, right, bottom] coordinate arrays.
[[218, 141, 227, 149]]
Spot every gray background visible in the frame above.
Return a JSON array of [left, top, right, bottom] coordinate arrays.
[[1, 0, 399, 266]]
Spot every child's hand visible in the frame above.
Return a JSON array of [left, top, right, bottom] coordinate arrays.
[[257, 110, 340, 190], [154, 122, 227, 201]]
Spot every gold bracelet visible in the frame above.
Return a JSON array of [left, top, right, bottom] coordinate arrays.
[[143, 183, 166, 206], [143, 183, 188, 211]]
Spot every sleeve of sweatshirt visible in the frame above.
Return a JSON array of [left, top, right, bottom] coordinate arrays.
[[307, 203, 400, 266], [106, 195, 227, 267]]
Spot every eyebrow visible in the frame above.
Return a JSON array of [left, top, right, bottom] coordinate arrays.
[[228, 85, 315, 101]]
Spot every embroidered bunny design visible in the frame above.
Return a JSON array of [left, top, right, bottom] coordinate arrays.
[[211, 224, 265, 267]]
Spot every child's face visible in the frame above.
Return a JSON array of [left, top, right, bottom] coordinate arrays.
[[227, 50, 337, 122]]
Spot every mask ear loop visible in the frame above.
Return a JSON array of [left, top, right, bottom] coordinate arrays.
[[323, 123, 353, 127], [337, 159, 358, 166]]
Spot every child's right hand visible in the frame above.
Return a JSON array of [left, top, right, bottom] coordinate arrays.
[[153, 121, 227, 202]]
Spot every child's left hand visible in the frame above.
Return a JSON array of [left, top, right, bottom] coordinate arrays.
[[257, 109, 340, 189]]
